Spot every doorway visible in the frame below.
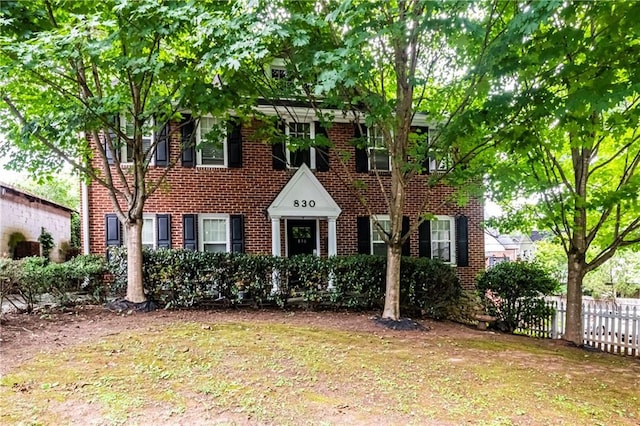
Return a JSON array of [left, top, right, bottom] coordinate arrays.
[[287, 219, 317, 256]]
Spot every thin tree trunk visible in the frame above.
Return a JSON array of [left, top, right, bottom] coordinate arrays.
[[382, 242, 402, 319], [564, 253, 585, 345], [125, 220, 146, 303]]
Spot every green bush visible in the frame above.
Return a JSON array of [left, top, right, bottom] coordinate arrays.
[[0, 255, 108, 311], [107, 249, 462, 319], [476, 261, 559, 333]]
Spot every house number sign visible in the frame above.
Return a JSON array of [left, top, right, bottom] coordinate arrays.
[[293, 199, 316, 208]]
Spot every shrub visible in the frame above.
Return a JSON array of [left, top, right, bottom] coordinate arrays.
[[0, 255, 108, 311], [107, 249, 462, 319], [476, 261, 559, 333], [38, 228, 54, 261]]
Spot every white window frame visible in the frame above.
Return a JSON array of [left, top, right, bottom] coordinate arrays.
[[285, 120, 316, 169], [269, 58, 293, 88], [367, 126, 391, 171], [431, 215, 456, 264], [120, 114, 155, 166], [141, 214, 157, 249], [370, 215, 391, 256], [198, 214, 230, 253], [196, 116, 228, 168]]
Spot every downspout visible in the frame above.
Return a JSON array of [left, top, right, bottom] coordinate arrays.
[[81, 178, 90, 255]]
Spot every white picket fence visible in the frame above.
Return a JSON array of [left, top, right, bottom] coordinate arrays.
[[518, 299, 640, 357]]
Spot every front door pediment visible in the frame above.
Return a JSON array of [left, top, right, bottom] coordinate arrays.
[[268, 164, 341, 218]]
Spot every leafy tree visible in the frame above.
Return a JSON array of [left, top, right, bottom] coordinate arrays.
[[487, 1, 640, 343], [217, 0, 549, 320], [582, 250, 640, 299], [0, 1, 237, 304]]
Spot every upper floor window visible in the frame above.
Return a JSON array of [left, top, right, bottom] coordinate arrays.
[[120, 114, 154, 165], [269, 58, 294, 89], [368, 126, 390, 171], [286, 121, 314, 168], [197, 117, 227, 167]]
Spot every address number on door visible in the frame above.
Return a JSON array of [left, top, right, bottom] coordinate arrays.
[[293, 200, 316, 208]]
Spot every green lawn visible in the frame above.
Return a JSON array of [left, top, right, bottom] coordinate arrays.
[[1, 318, 639, 425]]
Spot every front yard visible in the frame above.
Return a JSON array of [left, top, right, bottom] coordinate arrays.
[[1, 307, 639, 425]]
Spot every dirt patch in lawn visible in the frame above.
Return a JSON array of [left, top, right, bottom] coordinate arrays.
[[2, 305, 639, 425], [1, 305, 477, 375]]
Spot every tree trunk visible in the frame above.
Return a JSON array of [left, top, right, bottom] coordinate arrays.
[[125, 220, 146, 303], [564, 253, 585, 345], [382, 242, 402, 319]]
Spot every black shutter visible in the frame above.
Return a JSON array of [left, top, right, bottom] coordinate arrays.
[[183, 214, 197, 250], [402, 216, 411, 257], [357, 216, 371, 254], [456, 215, 469, 267], [315, 121, 330, 172], [353, 123, 368, 173], [157, 214, 171, 248], [227, 120, 242, 168], [104, 114, 120, 165], [181, 114, 195, 167], [155, 122, 169, 167], [105, 214, 122, 247], [272, 120, 287, 170], [230, 214, 245, 253], [412, 126, 430, 174], [418, 220, 431, 258]]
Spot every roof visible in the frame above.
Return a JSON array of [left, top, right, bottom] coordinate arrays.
[[0, 181, 76, 214]]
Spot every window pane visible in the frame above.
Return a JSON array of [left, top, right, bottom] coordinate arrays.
[[290, 148, 311, 167], [370, 149, 390, 170], [372, 242, 387, 256], [142, 218, 154, 247], [200, 117, 224, 165], [432, 242, 451, 262], [203, 219, 226, 242], [204, 243, 227, 253], [372, 219, 390, 241]]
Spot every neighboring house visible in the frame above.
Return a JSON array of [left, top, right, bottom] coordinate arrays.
[[485, 230, 535, 267], [82, 104, 485, 290], [0, 182, 74, 262]]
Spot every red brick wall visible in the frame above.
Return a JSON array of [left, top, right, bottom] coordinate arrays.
[[85, 119, 484, 290]]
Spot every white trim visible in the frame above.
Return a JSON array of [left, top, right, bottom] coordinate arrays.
[[119, 114, 155, 166], [284, 120, 316, 169], [196, 116, 228, 168], [285, 218, 320, 257], [141, 214, 157, 249], [370, 215, 391, 255], [198, 214, 230, 252], [367, 126, 391, 172], [431, 215, 456, 264], [267, 164, 341, 218]]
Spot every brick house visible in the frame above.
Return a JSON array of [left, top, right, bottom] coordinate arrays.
[[81, 103, 484, 290]]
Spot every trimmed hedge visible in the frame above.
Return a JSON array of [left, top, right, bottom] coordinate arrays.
[[107, 248, 462, 319], [0, 255, 107, 311]]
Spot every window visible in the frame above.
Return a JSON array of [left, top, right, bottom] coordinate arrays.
[[431, 216, 455, 263], [368, 126, 390, 171], [286, 121, 315, 168], [120, 114, 154, 165], [371, 215, 391, 256], [199, 215, 229, 252], [197, 117, 227, 167], [269, 58, 294, 89], [141, 216, 156, 249]]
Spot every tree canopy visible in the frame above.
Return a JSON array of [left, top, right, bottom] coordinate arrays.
[[486, 1, 640, 343]]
